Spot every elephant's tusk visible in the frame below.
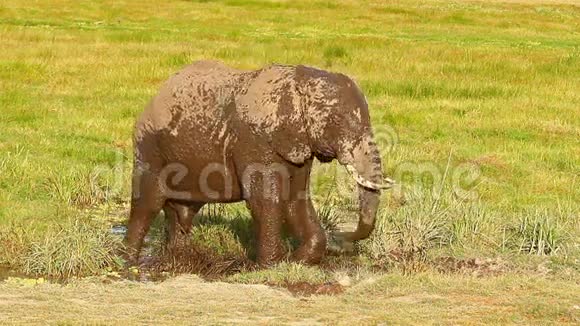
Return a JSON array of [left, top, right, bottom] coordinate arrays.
[[383, 176, 396, 187], [345, 165, 395, 190]]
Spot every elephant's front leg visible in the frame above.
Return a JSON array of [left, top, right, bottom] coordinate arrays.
[[245, 184, 287, 266], [285, 198, 327, 264]]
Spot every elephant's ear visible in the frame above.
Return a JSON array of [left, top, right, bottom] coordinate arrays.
[[237, 66, 312, 165]]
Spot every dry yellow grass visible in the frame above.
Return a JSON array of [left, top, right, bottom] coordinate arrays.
[[1, 273, 578, 324]]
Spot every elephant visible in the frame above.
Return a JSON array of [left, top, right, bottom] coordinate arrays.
[[126, 60, 394, 266]]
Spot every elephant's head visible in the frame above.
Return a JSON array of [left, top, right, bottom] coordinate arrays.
[[239, 64, 393, 247], [295, 66, 393, 244]]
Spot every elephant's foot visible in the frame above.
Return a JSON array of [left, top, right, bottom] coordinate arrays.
[[283, 197, 328, 264], [124, 226, 147, 267], [122, 246, 141, 267], [290, 231, 327, 265], [256, 238, 286, 266]]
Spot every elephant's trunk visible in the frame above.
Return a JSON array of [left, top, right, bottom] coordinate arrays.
[[336, 135, 393, 242]]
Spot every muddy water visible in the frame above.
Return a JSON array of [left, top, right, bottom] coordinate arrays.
[[111, 225, 127, 237]]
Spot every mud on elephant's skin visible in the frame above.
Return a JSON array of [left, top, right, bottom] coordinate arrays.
[[126, 60, 394, 266]]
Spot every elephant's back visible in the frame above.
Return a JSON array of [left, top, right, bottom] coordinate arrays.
[[138, 61, 246, 136], [164, 60, 245, 106]]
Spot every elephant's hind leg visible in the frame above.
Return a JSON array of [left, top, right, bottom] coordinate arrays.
[[163, 202, 204, 254], [126, 169, 166, 265]]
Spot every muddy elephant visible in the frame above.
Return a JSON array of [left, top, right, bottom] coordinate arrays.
[[126, 60, 393, 266]]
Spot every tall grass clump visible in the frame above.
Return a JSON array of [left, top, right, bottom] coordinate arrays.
[[316, 198, 343, 233], [358, 189, 452, 272], [152, 204, 253, 275], [0, 224, 34, 268], [190, 224, 247, 259], [195, 204, 255, 252], [44, 162, 129, 209], [506, 208, 571, 256], [22, 218, 123, 279], [447, 201, 500, 253]]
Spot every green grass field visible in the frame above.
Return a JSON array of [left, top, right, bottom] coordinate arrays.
[[1, 0, 579, 323]]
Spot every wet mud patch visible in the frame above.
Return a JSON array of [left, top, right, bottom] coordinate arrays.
[[127, 238, 254, 282], [124, 241, 351, 297], [148, 248, 253, 280]]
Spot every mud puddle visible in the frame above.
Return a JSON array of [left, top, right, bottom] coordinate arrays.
[[110, 225, 127, 236]]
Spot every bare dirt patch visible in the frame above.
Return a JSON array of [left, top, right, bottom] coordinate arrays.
[[283, 281, 345, 296], [434, 256, 508, 276]]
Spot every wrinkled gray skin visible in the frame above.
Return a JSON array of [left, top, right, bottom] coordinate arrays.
[[127, 60, 390, 266]]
